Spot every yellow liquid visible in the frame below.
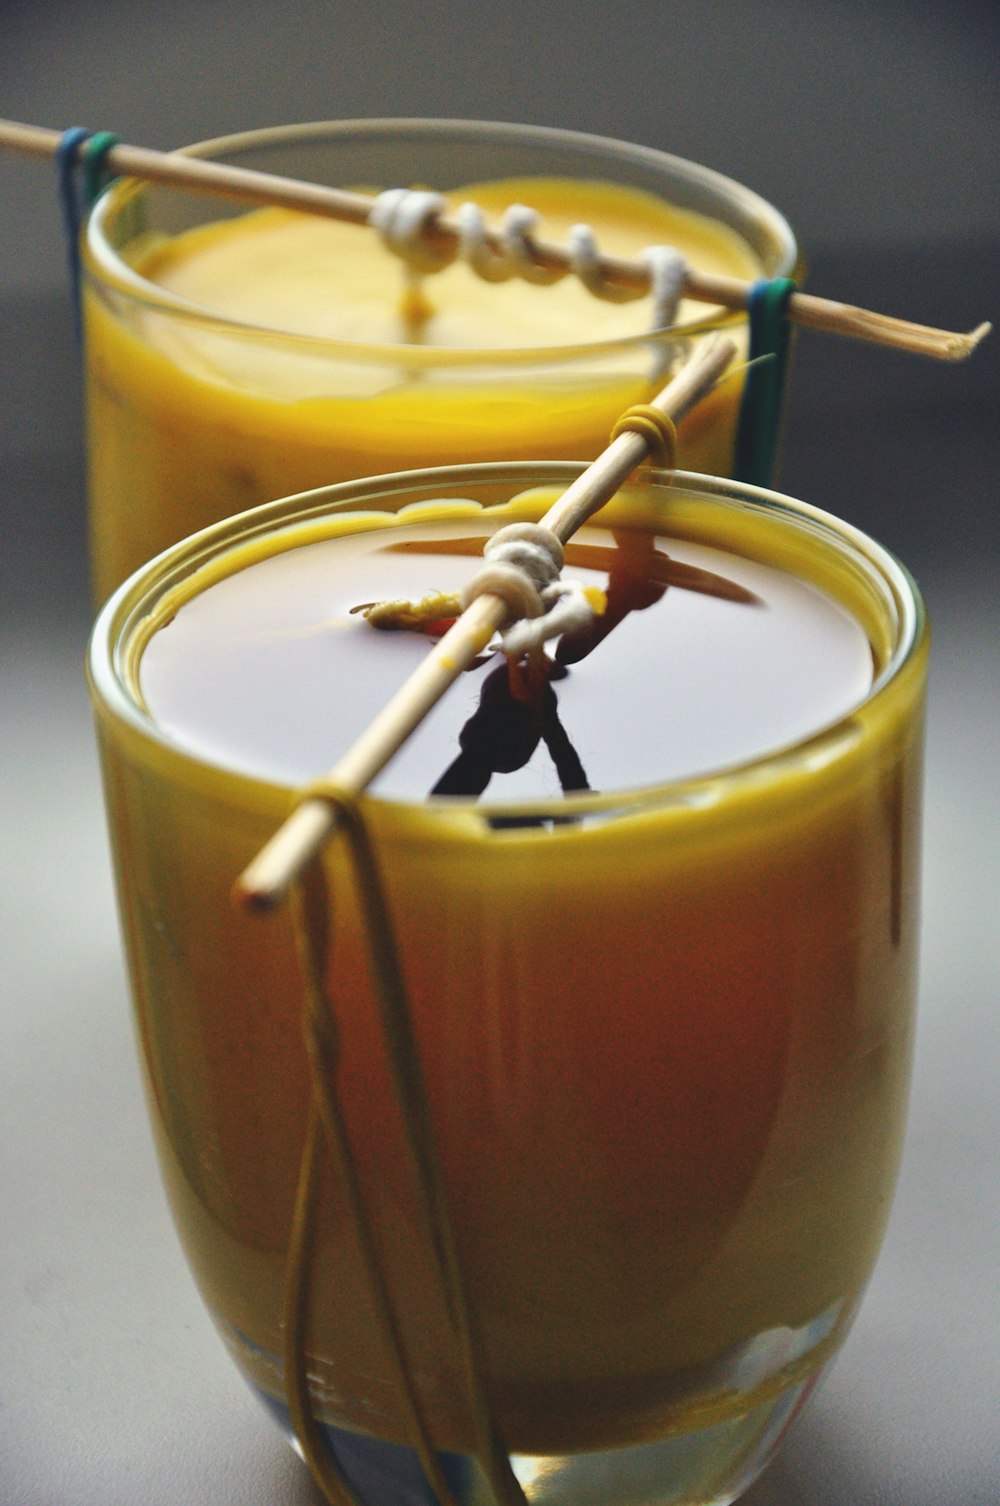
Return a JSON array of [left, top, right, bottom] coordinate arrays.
[[93, 485, 925, 1457], [84, 178, 761, 599]]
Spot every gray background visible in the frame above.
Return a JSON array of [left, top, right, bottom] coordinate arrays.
[[1, 3, 997, 1504]]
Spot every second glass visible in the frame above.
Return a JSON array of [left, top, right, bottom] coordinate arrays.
[[81, 119, 798, 600]]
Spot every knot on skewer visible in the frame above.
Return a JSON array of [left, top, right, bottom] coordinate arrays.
[[368, 188, 454, 274], [487, 204, 566, 286], [372, 191, 569, 288], [461, 522, 604, 660], [454, 201, 517, 283], [568, 228, 689, 327], [456, 202, 568, 287]]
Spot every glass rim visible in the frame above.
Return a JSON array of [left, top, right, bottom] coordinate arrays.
[[87, 462, 926, 824], [82, 117, 799, 367]]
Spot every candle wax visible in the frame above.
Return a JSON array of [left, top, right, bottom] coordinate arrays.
[[139, 510, 875, 802], [93, 485, 924, 1455]]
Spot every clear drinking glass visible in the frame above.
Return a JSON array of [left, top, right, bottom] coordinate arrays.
[[88, 462, 925, 1506], [81, 119, 797, 600]]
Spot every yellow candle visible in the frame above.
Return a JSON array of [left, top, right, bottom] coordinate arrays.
[[88, 464, 926, 1504], [81, 121, 797, 601]]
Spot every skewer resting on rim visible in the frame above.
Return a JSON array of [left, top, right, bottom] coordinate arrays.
[[0, 117, 990, 362], [235, 333, 737, 911]]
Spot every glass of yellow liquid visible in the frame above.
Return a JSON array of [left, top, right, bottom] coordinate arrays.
[[87, 460, 925, 1506], [81, 119, 797, 601]]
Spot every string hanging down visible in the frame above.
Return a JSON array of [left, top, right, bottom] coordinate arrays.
[[235, 333, 735, 910], [0, 117, 990, 362]]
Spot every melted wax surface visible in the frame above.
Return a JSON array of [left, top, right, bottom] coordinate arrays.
[[140, 518, 875, 804]]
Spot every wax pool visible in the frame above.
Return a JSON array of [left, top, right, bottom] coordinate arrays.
[[140, 512, 875, 800], [93, 484, 925, 1459], [84, 177, 762, 598]]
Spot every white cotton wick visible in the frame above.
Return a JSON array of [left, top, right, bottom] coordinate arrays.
[[459, 522, 598, 660], [370, 188, 690, 376], [461, 522, 562, 614], [567, 222, 643, 303], [643, 246, 689, 330], [455, 201, 518, 282], [501, 579, 598, 659], [367, 188, 456, 274], [495, 204, 566, 286], [642, 246, 690, 378]]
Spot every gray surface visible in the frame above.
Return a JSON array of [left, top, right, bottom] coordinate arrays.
[[1, 3, 999, 1502]]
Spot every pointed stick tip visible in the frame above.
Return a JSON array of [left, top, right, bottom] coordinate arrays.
[[960, 321, 992, 356]]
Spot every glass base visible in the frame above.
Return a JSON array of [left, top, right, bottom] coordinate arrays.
[[253, 1363, 825, 1506]]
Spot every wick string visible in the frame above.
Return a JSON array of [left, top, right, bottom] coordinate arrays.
[[299, 786, 527, 1506], [286, 858, 459, 1506], [286, 791, 527, 1506], [282, 1102, 361, 1506], [369, 188, 690, 380]]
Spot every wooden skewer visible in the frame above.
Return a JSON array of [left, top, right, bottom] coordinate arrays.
[[0, 117, 990, 362], [236, 334, 737, 909]]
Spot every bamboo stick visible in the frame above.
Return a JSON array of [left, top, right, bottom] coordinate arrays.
[[235, 335, 737, 909], [0, 117, 989, 362]]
